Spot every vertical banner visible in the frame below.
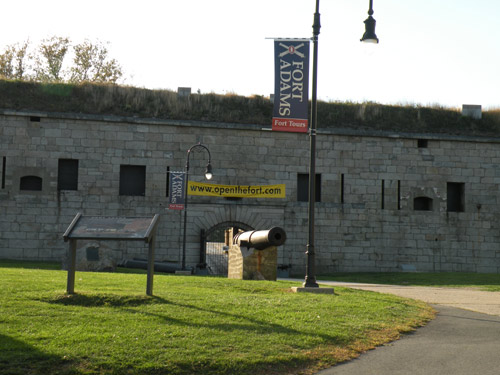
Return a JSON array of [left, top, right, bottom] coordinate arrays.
[[272, 39, 310, 133], [169, 171, 186, 210]]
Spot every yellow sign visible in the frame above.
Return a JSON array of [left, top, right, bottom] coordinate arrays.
[[188, 182, 286, 198]]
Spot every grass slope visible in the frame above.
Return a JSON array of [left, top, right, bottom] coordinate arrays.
[[0, 262, 433, 375], [2, 79, 500, 137]]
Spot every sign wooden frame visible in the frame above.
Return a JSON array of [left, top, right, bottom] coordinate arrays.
[[63, 213, 160, 296]]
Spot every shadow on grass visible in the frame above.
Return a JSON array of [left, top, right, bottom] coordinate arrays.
[[44, 292, 347, 343], [0, 334, 70, 375], [41, 292, 349, 345], [0, 259, 61, 270], [131, 298, 351, 347], [42, 293, 170, 308]]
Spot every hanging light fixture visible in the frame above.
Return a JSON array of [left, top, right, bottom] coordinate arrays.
[[204, 163, 213, 180], [361, 0, 379, 43]]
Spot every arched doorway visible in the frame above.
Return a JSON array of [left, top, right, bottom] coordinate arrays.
[[200, 221, 253, 276]]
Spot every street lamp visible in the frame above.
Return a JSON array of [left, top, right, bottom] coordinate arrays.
[[182, 142, 212, 270], [361, 0, 379, 43], [303, 0, 379, 288]]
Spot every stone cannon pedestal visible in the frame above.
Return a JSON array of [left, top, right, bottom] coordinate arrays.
[[228, 244, 277, 281], [227, 227, 285, 281]]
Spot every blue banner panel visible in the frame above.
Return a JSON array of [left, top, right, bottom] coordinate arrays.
[[272, 40, 310, 133], [169, 171, 185, 210]]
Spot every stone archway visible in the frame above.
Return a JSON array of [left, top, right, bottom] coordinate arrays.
[[200, 221, 253, 276]]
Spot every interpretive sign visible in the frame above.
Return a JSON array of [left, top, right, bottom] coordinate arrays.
[[272, 39, 310, 133], [64, 215, 159, 241], [63, 213, 160, 295]]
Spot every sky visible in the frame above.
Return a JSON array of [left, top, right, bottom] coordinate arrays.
[[2, 0, 500, 109]]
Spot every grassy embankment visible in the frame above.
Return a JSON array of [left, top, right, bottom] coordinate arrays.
[[2, 79, 500, 137]]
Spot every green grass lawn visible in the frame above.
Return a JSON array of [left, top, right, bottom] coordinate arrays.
[[319, 272, 500, 291], [0, 261, 433, 375]]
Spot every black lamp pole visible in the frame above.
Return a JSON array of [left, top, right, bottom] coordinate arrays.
[[303, 0, 378, 288], [303, 0, 321, 288], [182, 142, 212, 270]]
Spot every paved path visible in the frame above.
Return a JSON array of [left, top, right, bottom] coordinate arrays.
[[317, 280, 500, 316], [293, 280, 500, 375], [317, 305, 500, 375]]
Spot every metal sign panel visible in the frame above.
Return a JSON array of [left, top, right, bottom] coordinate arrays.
[[63, 214, 159, 242], [272, 39, 310, 133]]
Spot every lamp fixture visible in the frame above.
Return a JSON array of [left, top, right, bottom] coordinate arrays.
[[361, 0, 379, 43]]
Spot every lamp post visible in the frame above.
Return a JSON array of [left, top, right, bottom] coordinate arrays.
[[303, 0, 378, 288], [182, 142, 213, 270]]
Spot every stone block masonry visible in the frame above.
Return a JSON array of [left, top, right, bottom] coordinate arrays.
[[228, 244, 278, 281], [1, 110, 500, 274]]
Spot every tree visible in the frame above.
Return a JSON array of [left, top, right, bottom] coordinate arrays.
[[0, 37, 124, 84], [13, 41, 29, 80], [0, 41, 29, 80], [0, 46, 14, 79], [70, 40, 123, 84], [34, 36, 70, 82]]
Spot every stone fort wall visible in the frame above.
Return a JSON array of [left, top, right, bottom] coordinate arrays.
[[1, 110, 499, 274]]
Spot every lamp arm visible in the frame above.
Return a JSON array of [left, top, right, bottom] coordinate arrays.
[[185, 142, 212, 173]]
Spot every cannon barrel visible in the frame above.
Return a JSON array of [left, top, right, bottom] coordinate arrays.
[[233, 227, 286, 250]]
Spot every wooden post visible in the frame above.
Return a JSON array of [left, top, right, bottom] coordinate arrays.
[[67, 239, 77, 294], [146, 236, 155, 296]]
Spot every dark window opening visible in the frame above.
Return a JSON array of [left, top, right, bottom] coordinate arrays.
[[30, 116, 41, 122], [58, 159, 79, 191], [414, 196, 433, 211], [297, 173, 321, 202], [417, 139, 428, 148], [381, 180, 385, 209], [340, 173, 345, 204], [1, 157, 5, 189], [447, 182, 465, 212], [20, 175, 42, 191], [120, 165, 146, 196], [397, 180, 401, 210]]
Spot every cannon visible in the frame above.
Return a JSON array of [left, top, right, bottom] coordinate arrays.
[[233, 227, 286, 250], [229, 227, 286, 281]]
